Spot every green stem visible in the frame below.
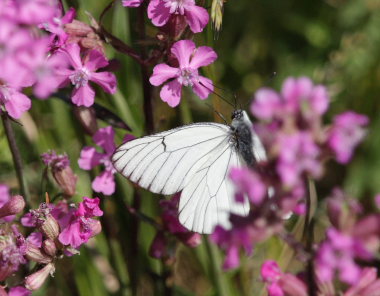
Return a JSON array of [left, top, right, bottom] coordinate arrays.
[[1, 113, 30, 204]]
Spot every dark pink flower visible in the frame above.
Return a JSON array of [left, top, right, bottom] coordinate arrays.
[[328, 111, 368, 164], [58, 43, 117, 107], [76, 197, 103, 217], [8, 286, 31, 296], [10, 0, 57, 25], [150, 40, 217, 107], [148, 0, 209, 33], [78, 126, 117, 195]]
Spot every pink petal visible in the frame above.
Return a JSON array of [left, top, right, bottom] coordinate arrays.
[[27, 232, 43, 248], [92, 171, 115, 195], [184, 5, 209, 33], [78, 146, 103, 170], [122, 0, 143, 7], [171, 40, 196, 68], [192, 76, 213, 99], [8, 286, 31, 296], [189, 46, 217, 69], [71, 85, 95, 107], [148, 0, 171, 27], [85, 50, 109, 72], [149, 63, 179, 86], [62, 43, 83, 69], [58, 219, 84, 248], [93, 126, 116, 155], [4, 89, 32, 119], [160, 80, 182, 107], [61, 8, 77, 25], [90, 72, 117, 94]]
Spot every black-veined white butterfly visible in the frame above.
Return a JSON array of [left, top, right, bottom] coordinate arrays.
[[111, 110, 266, 234]]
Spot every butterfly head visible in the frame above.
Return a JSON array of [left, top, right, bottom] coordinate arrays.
[[231, 109, 244, 120]]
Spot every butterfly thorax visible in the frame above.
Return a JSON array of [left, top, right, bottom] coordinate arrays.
[[230, 110, 256, 167]]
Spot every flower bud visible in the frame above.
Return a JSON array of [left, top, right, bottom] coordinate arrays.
[[0, 195, 25, 218], [73, 106, 98, 136], [52, 166, 78, 198], [40, 215, 60, 241], [25, 244, 52, 264], [278, 274, 308, 296], [42, 239, 57, 257], [149, 232, 166, 259], [25, 263, 55, 291], [177, 232, 201, 248], [89, 220, 102, 237]]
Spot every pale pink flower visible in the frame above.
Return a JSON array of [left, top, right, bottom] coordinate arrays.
[[58, 43, 117, 107], [78, 126, 117, 195], [150, 40, 217, 107], [148, 0, 209, 33]]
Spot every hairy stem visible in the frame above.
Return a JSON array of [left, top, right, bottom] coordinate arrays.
[[1, 113, 30, 205]]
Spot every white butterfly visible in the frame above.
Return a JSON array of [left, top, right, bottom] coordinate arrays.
[[112, 110, 266, 234]]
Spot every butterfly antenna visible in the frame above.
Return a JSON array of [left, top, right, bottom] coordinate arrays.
[[205, 102, 228, 124], [199, 80, 235, 108]]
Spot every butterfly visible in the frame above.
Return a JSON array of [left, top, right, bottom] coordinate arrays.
[[111, 110, 266, 234]]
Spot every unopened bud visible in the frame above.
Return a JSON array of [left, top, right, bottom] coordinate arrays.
[[25, 263, 55, 291], [26, 244, 52, 264], [52, 166, 78, 198], [90, 220, 102, 238], [73, 106, 98, 136], [0, 195, 25, 218], [177, 232, 201, 248], [149, 232, 166, 259], [40, 215, 60, 240], [42, 239, 57, 257]]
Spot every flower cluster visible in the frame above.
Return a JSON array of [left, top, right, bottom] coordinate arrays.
[[211, 77, 369, 270], [0, 0, 117, 121]]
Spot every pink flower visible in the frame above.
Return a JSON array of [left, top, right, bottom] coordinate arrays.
[[0, 84, 31, 119], [210, 222, 253, 270], [8, 286, 31, 296], [78, 126, 117, 195], [122, 0, 143, 7], [58, 43, 117, 107], [42, 7, 76, 49], [0, 185, 15, 222], [276, 132, 322, 187], [229, 167, 267, 205], [10, 0, 57, 25], [148, 0, 209, 33], [57, 197, 102, 248], [328, 111, 368, 164], [261, 260, 308, 296], [316, 228, 370, 285], [150, 40, 217, 107]]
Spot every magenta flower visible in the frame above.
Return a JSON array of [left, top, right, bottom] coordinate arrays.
[[8, 286, 32, 296], [150, 40, 217, 107], [148, 0, 209, 33], [58, 43, 117, 107], [328, 111, 369, 164], [57, 197, 103, 249], [78, 126, 117, 195], [10, 0, 57, 25]]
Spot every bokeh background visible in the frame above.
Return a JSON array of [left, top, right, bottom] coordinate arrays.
[[1, 0, 380, 295]]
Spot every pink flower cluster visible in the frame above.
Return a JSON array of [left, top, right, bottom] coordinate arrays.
[[211, 77, 369, 270], [122, 0, 217, 107], [0, 0, 117, 120]]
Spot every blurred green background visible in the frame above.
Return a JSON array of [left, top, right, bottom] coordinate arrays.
[[1, 0, 380, 295]]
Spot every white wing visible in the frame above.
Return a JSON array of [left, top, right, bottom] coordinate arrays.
[[112, 123, 249, 234]]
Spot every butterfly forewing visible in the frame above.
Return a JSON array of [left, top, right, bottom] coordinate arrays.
[[112, 122, 249, 233]]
